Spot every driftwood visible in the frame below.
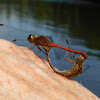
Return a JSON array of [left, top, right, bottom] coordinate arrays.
[[0, 39, 99, 100]]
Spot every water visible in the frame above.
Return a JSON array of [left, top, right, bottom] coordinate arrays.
[[0, 0, 100, 97]]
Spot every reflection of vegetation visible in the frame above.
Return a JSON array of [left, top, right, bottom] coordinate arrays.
[[83, 0, 100, 3], [0, 0, 100, 50], [87, 51, 100, 57], [79, 6, 100, 50]]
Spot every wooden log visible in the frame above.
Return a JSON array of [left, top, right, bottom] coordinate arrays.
[[0, 39, 99, 100]]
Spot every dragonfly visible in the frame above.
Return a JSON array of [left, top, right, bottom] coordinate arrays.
[[25, 34, 88, 71], [52, 53, 87, 77], [27, 34, 88, 59], [0, 24, 88, 76]]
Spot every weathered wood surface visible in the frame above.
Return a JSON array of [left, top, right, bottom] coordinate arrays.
[[0, 39, 99, 100]]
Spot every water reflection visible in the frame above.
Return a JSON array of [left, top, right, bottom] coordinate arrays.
[[0, 0, 100, 97], [0, 0, 100, 50]]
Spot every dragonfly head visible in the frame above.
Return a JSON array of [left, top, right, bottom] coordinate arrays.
[[27, 34, 36, 43], [81, 52, 88, 60], [77, 55, 85, 63]]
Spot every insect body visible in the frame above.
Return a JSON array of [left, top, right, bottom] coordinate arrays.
[[52, 54, 86, 77], [28, 34, 88, 71]]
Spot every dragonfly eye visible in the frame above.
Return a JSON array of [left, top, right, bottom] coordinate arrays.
[[27, 34, 35, 43], [30, 34, 35, 39], [31, 35, 33, 39]]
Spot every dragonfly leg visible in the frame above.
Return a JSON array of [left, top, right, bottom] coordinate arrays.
[[28, 44, 35, 51], [36, 46, 46, 56], [43, 46, 55, 71], [70, 55, 76, 61], [37, 46, 41, 57], [65, 57, 74, 64], [38, 47, 46, 55], [32, 46, 40, 62], [32, 44, 35, 50], [66, 52, 73, 58], [66, 52, 76, 61]]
